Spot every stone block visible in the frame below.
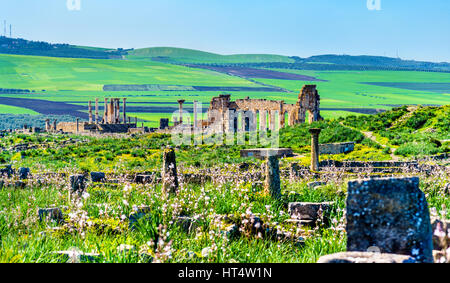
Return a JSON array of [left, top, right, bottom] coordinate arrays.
[[90, 172, 106, 183], [346, 177, 433, 263], [317, 252, 416, 263]]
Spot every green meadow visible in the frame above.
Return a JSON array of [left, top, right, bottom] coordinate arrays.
[[0, 52, 449, 126]]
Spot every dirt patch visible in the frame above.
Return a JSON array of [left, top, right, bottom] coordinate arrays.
[[185, 64, 327, 81]]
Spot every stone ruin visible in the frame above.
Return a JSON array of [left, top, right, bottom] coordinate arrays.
[[204, 85, 323, 132], [162, 84, 323, 133], [51, 98, 138, 134]]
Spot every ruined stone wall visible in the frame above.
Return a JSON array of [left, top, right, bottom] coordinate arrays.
[[56, 122, 90, 134], [319, 142, 355, 155]]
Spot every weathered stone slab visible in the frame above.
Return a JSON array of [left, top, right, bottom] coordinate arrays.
[[38, 208, 64, 224], [346, 177, 433, 263], [319, 142, 355, 155], [69, 174, 86, 194], [317, 252, 416, 263], [240, 148, 293, 160], [90, 172, 106, 183], [288, 202, 334, 225], [0, 165, 14, 178], [18, 167, 30, 180], [134, 174, 155, 184]]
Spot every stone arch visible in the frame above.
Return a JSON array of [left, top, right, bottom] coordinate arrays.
[[297, 85, 323, 124]]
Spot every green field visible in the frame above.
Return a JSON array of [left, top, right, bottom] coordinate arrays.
[[0, 51, 449, 127], [128, 47, 295, 64]]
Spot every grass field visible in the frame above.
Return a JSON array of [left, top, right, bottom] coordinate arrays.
[[128, 47, 295, 64], [0, 104, 38, 115], [0, 52, 449, 126]]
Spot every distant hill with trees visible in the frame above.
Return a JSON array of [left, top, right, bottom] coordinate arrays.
[[0, 36, 131, 59]]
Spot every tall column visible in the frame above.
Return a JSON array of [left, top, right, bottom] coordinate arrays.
[[104, 98, 108, 124], [193, 100, 198, 129], [123, 98, 127, 124], [268, 111, 275, 131], [309, 128, 322, 172], [45, 119, 50, 132], [279, 102, 285, 128], [95, 98, 99, 124], [264, 155, 281, 199], [116, 99, 120, 123], [259, 110, 267, 132], [88, 101, 93, 124], [109, 99, 115, 124], [76, 118, 79, 133], [177, 100, 185, 125], [53, 120, 57, 131]]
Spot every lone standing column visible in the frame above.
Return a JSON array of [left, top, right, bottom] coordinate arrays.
[[123, 98, 127, 124], [88, 101, 93, 124], [104, 98, 108, 124], [162, 147, 179, 194], [53, 120, 57, 131], [309, 128, 322, 171], [264, 155, 281, 199], [95, 98, 99, 124], [76, 118, 79, 133], [177, 100, 185, 125], [45, 119, 50, 132]]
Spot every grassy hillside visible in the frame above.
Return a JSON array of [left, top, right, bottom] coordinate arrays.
[[342, 105, 450, 157], [0, 53, 255, 91], [128, 47, 295, 64]]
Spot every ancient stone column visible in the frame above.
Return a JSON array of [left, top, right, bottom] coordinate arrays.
[[76, 118, 79, 133], [177, 100, 185, 124], [88, 101, 93, 124], [109, 99, 115, 124], [135, 117, 138, 125], [279, 102, 285, 128], [193, 100, 198, 129], [104, 98, 108, 124], [162, 147, 179, 194], [264, 155, 281, 199], [259, 110, 267, 132], [53, 120, 57, 131], [95, 98, 99, 124], [116, 98, 121, 123], [309, 128, 322, 171], [123, 98, 127, 124], [45, 119, 50, 132]]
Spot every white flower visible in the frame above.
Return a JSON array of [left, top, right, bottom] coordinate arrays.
[[123, 199, 129, 206], [201, 247, 211, 257]]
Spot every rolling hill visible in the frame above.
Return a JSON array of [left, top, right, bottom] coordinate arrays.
[[127, 47, 295, 64]]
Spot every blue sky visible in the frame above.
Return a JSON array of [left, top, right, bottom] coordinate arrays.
[[2, 0, 449, 62]]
